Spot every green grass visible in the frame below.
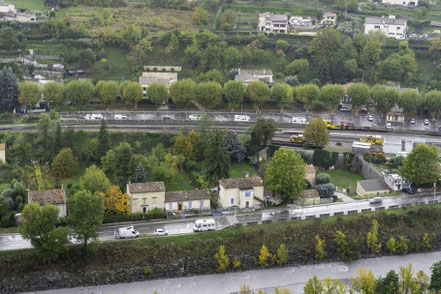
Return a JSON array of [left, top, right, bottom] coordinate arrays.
[[327, 170, 365, 195], [167, 172, 194, 191], [60, 165, 87, 198], [7, 0, 46, 10], [230, 163, 257, 178], [0, 227, 18, 234]]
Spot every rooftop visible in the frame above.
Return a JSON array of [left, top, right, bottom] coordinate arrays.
[[358, 179, 390, 192], [165, 189, 210, 202], [219, 176, 263, 189], [365, 16, 407, 26], [235, 69, 273, 83], [303, 189, 320, 199], [0, 143, 4, 150], [128, 182, 166, 193], [28, 189, 66, 205], [305, 164, 316, 174], [138, 72, 178, 86], [259, 12, 288, 22]]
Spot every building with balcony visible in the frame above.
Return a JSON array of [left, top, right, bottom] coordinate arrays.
[[258, 12, 288, 34]]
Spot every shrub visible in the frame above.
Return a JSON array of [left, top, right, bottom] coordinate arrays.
[[420, 233, 433, 251], [233, 258, 241, 269], [430, 261, 441, 291], [367, 219, 381, 254], [258, 244, 271, 267], [313, 150, 339, 169], [386, 237, 396, 254], [103, 212, 146, 223], [317, 183, 336, 198], [315, 235, 326, 261], [333, 231, 349, 260], [147, 207, 166, 219], [143, 266, 153, 278], [316, 173, 331, 185], [272, 243, 289, 266], [214, 245, 230, 272], [396, 236, 408, 254]]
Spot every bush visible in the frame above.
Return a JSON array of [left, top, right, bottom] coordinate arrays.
[[363, 153, 386, 164], [316, 173, 331, 185], [214, 245, 230, 272], [317, 183, 336, 198], [233, 258, 241, 269], [272, 243, 289, 266], [143, 266, 153, 278], [147, 207, 166, 219], [396, 236, 408, 254], [313, 150, 339, 169], [103, 212, 146, 223], [258, 244, 271, 267], [420, 233, 433, 251], [51, 148, 78, 178], [386, 237, 396, 254], [315, 235, 326, 261]]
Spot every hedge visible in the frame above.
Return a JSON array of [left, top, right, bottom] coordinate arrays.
[[313, 149, 339, 169]]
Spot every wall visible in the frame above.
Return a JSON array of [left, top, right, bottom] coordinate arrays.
[[165, 199, 210, 211], [129, 191, 165, 213], [353, 155, 384, 180]]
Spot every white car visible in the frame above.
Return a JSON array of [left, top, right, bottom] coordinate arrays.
[[410, 118, 416, 124], [188, 114, 202, 121], [386, 123, 392, 129], [424, 119, 430, 125], [153, 228, 168, 236], [115, 114, 129, 120], [367, 115, 374, 122]]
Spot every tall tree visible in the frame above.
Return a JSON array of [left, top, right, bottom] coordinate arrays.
[[285, 59, 310, 82], [223, 131, 246, 163], [265, 148, 306, 203], [204, 130, 230, 187], [321, 84, 345, 109], [272, 83, 293, 112], [0, 67, 19, 111], [51, 148, 78, 178], [146, 82, 169, 106], [54, 121, 62, 154], [43, 82, 65, 107], [64, 80, 94, 107], [429, 35, 441, 72], [251, 118, 277, 146], [425, 90, 441, 120], [114, 142, 133, 186], [79, 164, 111, 194], [120, 81, 142, 109], [195, 81, 223, 109], [68, 190, 105, 254], [304, 117, 329, 147], [170, 79, 196, 107], [296, 84, 321, 111], [95, 80, 119, 109], [97, 119, 110, 160], [132, 163, 147, 183], [347, 83, 370, 110], [103, 185, 131, 215], [308, 28, 342, 63], [223, 80, 245, 110], [246, 81, 271, 112], [18, 81, 41, 110], [399, 144, 441, 187], [399, 90, 421, 116]]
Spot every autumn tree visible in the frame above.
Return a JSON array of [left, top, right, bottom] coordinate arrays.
[[79, 164, 111, 194], [103, 185, 130, 215], [304, 117, 329, 147], [51, 148, 78, 178], [18, 81, 41, 110]]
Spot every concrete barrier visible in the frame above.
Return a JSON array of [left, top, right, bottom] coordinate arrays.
[[291, 216, 300, 220], [362, 208, 372, 212], [277, 218, 287, 222], [305, 215, 315, 219], [388, 205, 399, 209], [334, 212, 344, 216], [403, 203, 412, 207], [320, 213, 330, 218], [262, 220, 272, 224], [246, 221, 258, 226], [417, 202, 426, 205], [376, 207, 385, 210], [234, 223, 243, 227], [348, 210, 358, 214]]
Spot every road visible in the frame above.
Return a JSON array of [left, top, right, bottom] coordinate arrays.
[[2, 193, 440, 251], [23, 250, 441, 294]]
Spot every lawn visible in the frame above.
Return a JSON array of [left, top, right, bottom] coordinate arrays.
[[7, 0, 46, 10], [230, 163, 257, 178], [167, 171, 194, 191], [327, 169, 365, 195], [60, 164, 87, 198]]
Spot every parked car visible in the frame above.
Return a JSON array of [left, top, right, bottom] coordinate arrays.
[[367, 115, 374, 122], [386, 123, 392, 129], [162, 116, 172, 121], [85, 114, 104, 120], [402, 185, 414, 195], [359, 107, 368, 114], [188, 114, 202, 121], [369, 197, 383, 205], [114, 114, 129, 120], [292, 117, 307, 124], [153, 228, 168, 236], [410, 118, 416, 124], [339, 106, 351, 112], [424, 119, 430, 125], [234, 115, 251, 122]]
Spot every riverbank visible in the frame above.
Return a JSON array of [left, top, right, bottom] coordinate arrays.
[[2, 205, 441, 293]]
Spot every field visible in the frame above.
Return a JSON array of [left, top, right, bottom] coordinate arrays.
[[327, 169, 365, 195], [229, 163, 257, 178], [7, 0, 46, 10]]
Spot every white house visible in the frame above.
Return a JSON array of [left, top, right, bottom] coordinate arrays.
[[218, 177, 264, 209], [138, 71, 178, 97], [384, 173, 405, 191], [364, 15, 407, 39], [235, 69, 273, 85], [165, 189, 211, 212], [28, 189, 67, 218], [0, 2, 16, 14], [382, 0, 418, 6], [258, 12, 288, 34], [289, 16, 313, 26], [322, 12, 337, 26]]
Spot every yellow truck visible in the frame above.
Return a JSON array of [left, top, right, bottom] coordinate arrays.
[[290, 134, 305, 143], [360, 135, 383, 145]]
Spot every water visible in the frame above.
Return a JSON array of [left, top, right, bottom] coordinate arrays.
[[24, 251, 441, 294]]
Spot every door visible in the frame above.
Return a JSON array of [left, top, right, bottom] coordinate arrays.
[[245, 201, 249, 208], [178, 203, 183, 211], [142, 206, 148, 213]]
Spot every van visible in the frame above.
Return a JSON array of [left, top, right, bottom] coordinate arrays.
[[114, 226, 140, 239], [193, 218, 215, 232], [114, 114, 129, 120], [234, 115, 251, 122], [188, 114, 202, 121], [85, 113, 104, 120], [292, 117, 307, 124]]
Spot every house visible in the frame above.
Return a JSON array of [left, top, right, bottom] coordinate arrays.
[[258, 12, 288, 34], [299, 189, 320, 206], [0, 143, 5, 164], [386, 85, 419, 93], [165, 189, 211, 212], [382, 0, 418, 6], [27, 189, 67, 217], [0, 2, 16, 14], [364, 15, 408, 39], [356, 179, 390, 197], [218, 177, 264, 209], [384, 173, 404, 191], [138, 72, 178, 97], [235, 69, 273, 86], [386, 105, 405, 123], [322, 12, 337, 26], [289, 16, 313, 26], [127, 182, 166, 213], [305, 164, 316, 187]]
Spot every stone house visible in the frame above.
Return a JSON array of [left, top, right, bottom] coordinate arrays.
[[258, 12, 288, 34], [27, 189, 67, 218], [127, 182, 166, 213], [0, 143, 5, 164], [305, 164, 316, 187], [165, 189, 211, 212], [218, 177, 264, 209]]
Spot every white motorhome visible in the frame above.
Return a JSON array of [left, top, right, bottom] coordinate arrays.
[[85, 113, 104, 120], [114, 226, 140, 239], [193, 218, 215, 232], [188, 114, 202, 121], [234, 115, 251, 122], [114, 114, 129, 120], [292, 117, 307, 124]]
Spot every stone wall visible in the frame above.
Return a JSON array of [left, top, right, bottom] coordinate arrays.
[[353, 155, 383, 180]]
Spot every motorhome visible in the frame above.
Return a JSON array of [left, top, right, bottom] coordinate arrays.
[[114, 226, 140, 239], [292, 117, 307, 124], [85, 113, 104, 120], [234, 115, 251, 122], [188, 114, 202, 121], [193, 218, 215, 232], [114, 114, 129, 120]]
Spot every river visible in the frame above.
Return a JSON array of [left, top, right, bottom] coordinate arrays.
[[24, 251, 441, 294]]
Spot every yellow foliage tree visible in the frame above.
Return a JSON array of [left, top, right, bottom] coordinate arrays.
[[103, 185, 131, 215], [258, 244, 271, 267]]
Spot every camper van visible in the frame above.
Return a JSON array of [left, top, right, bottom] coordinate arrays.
[[234, 115, 251, 122], [193, 218, 215, 232], [114, 226, 140, 239], [292, 117, 307, 124], [85, 113, 104, 120]]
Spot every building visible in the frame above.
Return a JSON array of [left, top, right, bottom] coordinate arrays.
[[384, 173, 404, 191], [299, 189, 320, 206], [165, 189, 211, 212], [289, 16, 313, 26], [0, 143, 5, 164], [138, 72, 178, 97], [356, 179, 390, 197], [258, 12, 288, 34], [364, 15, 407, 39], [0, 2, 16, 14], [322, 12, 337, 26], [386, 105, 405, 123], [218, 177, 264, 209], [235, 69, 273, 85], [127, 182, 166, 213], [305, 164, 316, 187], [27, 189, 67, 217], [382, 0, 418, 6]]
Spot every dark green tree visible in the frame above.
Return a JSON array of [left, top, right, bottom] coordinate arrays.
[[375, 270, 399, 294], [431, 261, 441, 292], [250, 118, 277, 148], [132, 162, 147, 183], [114, 142, 133, 186], [223, 131, 246, 163], [54, 121, 62, 154], [0, 67, 19, 111], [97, 119, 110, 161], [204, 130, 230, 187]]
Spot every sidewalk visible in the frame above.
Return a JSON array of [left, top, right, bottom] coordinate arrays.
[[335, 191, 355, 203]]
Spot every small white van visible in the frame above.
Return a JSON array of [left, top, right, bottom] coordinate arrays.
[[292, 117, 307, 124], [188, 114, 202, 121], [193, 219, 215, 232], [85, 114, 104, 120], [234, 115, 251, 122], [114, 226, 140, 239], [114, 114, 129, 120]]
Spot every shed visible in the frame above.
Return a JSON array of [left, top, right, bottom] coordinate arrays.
[[298, 189, 320, 206], [356, 179, 390, 197]]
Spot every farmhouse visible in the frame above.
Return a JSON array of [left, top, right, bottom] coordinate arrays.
[[364, 15, 407, 39], [127, 182, 166, 213], [27, 189, 67, 218]]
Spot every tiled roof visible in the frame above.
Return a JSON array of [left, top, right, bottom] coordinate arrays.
[[128, 182, 166, 193], [219, 177, 263, 189], [303, 189, 320, 199], [0, 143, 4, 150], [305, 164, 316, 174], [28, 189, 66, 205], [165, 189, 210, 202], [358, 179, 390, 192]]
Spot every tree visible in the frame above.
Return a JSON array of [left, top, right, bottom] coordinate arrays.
[[0, 27, 23, 53], [223, 80, 245, 110], [97, 119, 110, 161], [79, 164, 111, 194], [386, 237, 396, 254], [80, 48, 96, 66], [429, 35, 441, 72], [316, 173, 331, 185], [304, 117, 329, 147], [308, 28, 342, 62], [285, 59, 309, 82], [272, 83, 293, 112], [132, 163, 147, 183], [0, 67, 19, 111], [315, 235, 326, 260], [131, 37, 152, 65], [219, 10, 237, 30], [272, 243, 289, 266], [265, 148, 306, 203], [251, 118, 277, 146], [146, 82, 169, 106], [37, 113, 55, 151], [295, 84, 321, 111], [376, 270, 399, 294], [304, 276, 348, 294], [246, 81, 271, 112], [114, 142, 133, 186], [399, 89, 421, 116], [54, 121, 62, 154], [223, 131, 246, 163], [214, 245, 230, 272], [68, 190, 104, 254], [170, 79, 196, 107], [224, 47, 242, 70], [275, 40, 289, 52], [95, 80, 119, 109], [195, 81, 223, 109], [192, 7, 208, 26], [258, 244, 271, 267], [19, 202, 69, 262], [321, 84, 345, 109], [18, 81, 41, 110], [399, 144, 441, 187], [347, 82, 370, 110], [430, 261, 441, 291], [425, 90, 441, 119], [103, 185, 130, 215], [43, 82, 65, 107], [367, 219, 381, 253], [352, 267, 376, 294], [370, 85, 399, 117], [51, 148, 78, 178], [120, 81, 143, 109], [204, 130, 230, 187], [316, 183, 335, 198], [333, 231, 350, 261], [64, 80, 94, 107]]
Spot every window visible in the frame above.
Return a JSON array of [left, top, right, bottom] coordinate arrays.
[[200, 200, 204, 207], [152, 197, 157, 204], [188, 201, 192, 208], [245, 192, 251, 197], [230, 198, 234, 205], [169, 203, 172, 210], [374, 25, 380, 29], [397, 27, 401, 30], [134, 199, 137, 205], [143, 198, 146, 205]]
